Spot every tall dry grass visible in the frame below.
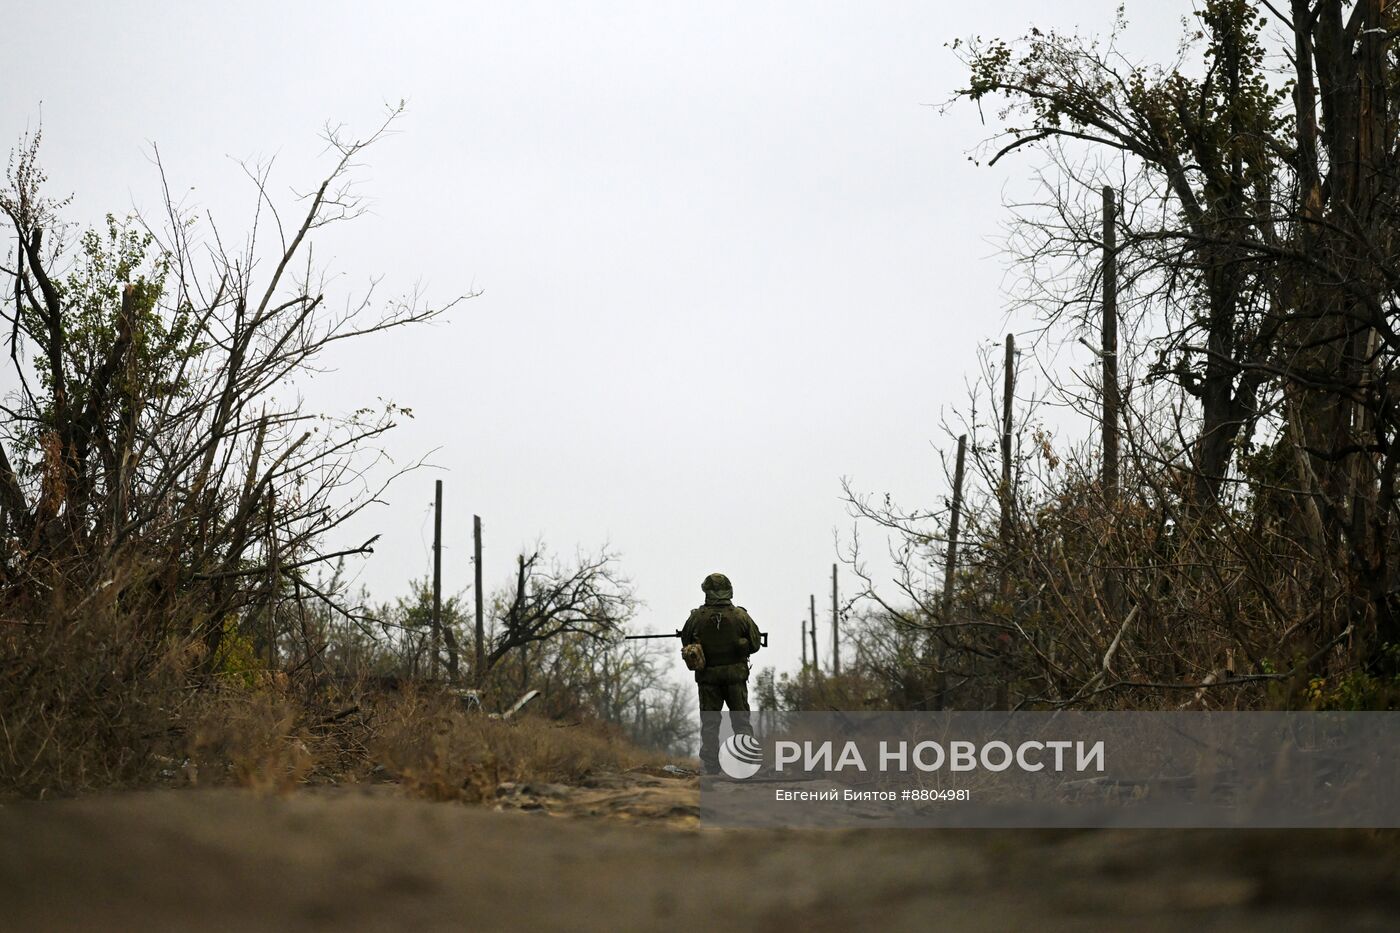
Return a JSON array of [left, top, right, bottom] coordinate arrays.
[[371, 690, 666, 802], [1, 599, 195, 796], [2, 598, 669, 801]]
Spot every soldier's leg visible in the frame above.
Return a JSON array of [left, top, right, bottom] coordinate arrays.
[[725, 678, 752, 737], [698, 682, 724, 772]]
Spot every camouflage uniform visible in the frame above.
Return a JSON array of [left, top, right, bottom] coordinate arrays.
[[681, 573, 762, 773]]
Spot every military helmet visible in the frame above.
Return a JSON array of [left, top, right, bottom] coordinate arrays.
[[701, 572, 733, 600]]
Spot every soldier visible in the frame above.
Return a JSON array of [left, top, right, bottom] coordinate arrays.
[[681, 572, 762, 773]]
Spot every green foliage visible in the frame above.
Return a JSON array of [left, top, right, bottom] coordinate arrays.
[[959, 0, 1289, 166], [212, 617, 264, 688], [16, 214, 201, 447], [393, 577, 467, 634], [1305, 645, 1400, 711]]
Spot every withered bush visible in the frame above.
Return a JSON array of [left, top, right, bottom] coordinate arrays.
[[0, 112, 466, 796], [863, 0, 1400, 712]]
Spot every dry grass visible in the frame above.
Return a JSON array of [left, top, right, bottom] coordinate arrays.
[[186, 689, 315, 795], [371, 689, 667, 802], [180, 687, 669, 802], [0, 604, 196, 797], [2, 605, 671, 802]]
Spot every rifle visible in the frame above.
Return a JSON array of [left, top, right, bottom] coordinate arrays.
[[625, 629, 769, 648]]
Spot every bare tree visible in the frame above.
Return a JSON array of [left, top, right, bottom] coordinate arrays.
[[944, 0, 1400, 685], [0, 108, 472, 789], [485, 546, 637, 673]]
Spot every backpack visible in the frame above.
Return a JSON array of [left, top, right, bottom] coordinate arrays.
[[692, 605, 750, 668]]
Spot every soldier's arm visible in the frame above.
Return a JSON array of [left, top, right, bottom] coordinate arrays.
[[680, 609, 699, 645], [739, 608, 761, 655]]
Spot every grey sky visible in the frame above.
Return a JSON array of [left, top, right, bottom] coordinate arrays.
[[4, 2, 1186, 680]]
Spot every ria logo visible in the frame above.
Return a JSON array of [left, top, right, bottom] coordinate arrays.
[[719, 733, 763, 780]]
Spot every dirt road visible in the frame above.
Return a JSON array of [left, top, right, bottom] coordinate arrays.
[[2, 775, 1398, 931]]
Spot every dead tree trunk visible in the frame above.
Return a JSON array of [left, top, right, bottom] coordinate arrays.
[[935, 434, 967, 710], [831, 564, 840, 676], [474, 514, 484, 685]]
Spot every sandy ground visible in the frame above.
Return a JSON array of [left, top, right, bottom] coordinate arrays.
[[2, 773, 1399, 932]]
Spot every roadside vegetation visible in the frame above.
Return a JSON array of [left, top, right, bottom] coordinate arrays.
[[0, 110, 688, 799], [773, 0, 1400, 715]]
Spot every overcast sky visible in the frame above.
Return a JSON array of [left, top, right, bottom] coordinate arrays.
[[4, 2, 1187, 682]]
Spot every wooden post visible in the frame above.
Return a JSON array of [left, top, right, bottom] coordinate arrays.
[[1102, 185, 1119, 502], [432, 479, 442, 680], [474, 514, 485, 685], [936, 434, 967, 710], [809, 594, 819, 672], [515, 554, 528, 691], [998, 336, 1015, 709], [265, 489, 279, 671], [831, 564, 840, 676], [800, 618, 808, 676], [1000, 335, 1015, 595], [1101, 186, 1125, 624]]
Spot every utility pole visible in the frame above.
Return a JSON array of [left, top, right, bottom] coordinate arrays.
[[1102, 186, 1125, 624], [1000, 334, 1015, 600], [831, 563, 840, 676], [1102, 185, 1119, 502], [998, 336, 1016, 709], [474, 514, 484, 685], [515, 553, 528, 691], [800, 617, 808, 676], [936, 434, 967, 710], [265, 489, 279, 671], [432, 479, 442, 680], [809, 594, 819, 672]]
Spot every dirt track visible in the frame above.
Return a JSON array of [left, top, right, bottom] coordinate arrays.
[[2, 777, 1399, 932]]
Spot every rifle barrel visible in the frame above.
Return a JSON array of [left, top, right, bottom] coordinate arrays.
[[624, 631, 770, 646]]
